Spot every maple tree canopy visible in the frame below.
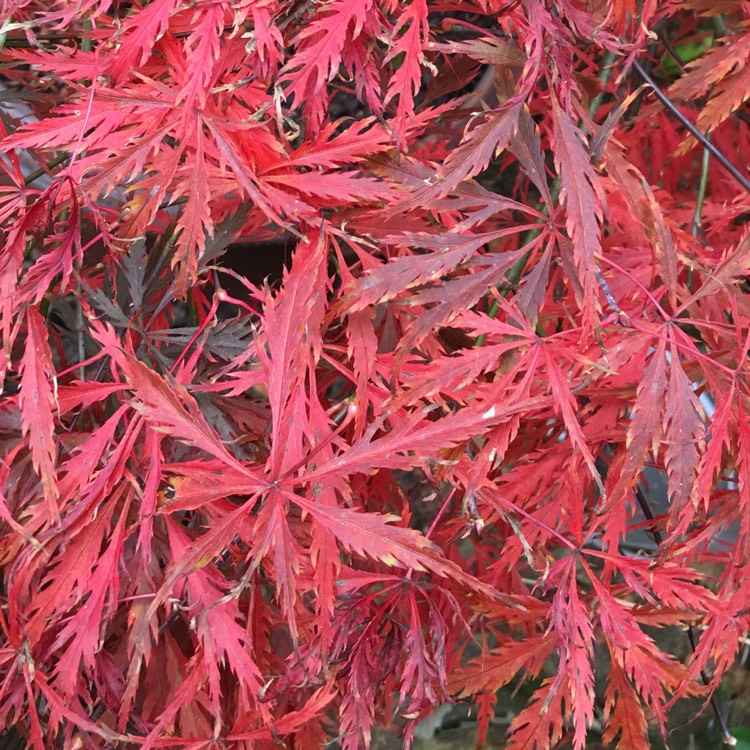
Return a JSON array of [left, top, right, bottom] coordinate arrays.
[[0, 1, 749, 749]]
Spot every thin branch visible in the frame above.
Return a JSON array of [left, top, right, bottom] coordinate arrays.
[[658, 32, 688, 73], [632, 59, 750, 194], [654, 34, 725, 242], [595, 266, 621, 316], [588, 50, 617, 119], [692, 140, 711, 241], [24, 153, 70, 185]]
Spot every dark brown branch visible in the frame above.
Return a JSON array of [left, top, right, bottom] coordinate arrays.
[[658, 32, 688, 73], [632, 59, 750, 194]]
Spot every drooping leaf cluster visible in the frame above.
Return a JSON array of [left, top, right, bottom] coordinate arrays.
[[1, 0, 749, 748]]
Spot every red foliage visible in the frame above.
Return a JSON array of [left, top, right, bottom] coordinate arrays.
[[1, 1, 749, 748]]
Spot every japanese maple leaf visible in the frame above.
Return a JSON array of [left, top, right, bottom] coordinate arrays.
[[19, 306, 59, 521]]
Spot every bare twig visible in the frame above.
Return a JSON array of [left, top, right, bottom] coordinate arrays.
[[631, 60, 750, 194]]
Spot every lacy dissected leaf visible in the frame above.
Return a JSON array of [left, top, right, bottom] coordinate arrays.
[[346, 307, 379, 435], [697, 67, 750, 134], [52, 492, 130, 700], [664, 345, 705, 532], [542, 342, 606, 500], [550, 562, 595, 749], [293, 491, 455, 576], [56, 405, 129, 515], [300, 401, 527, 482], [172, 123, 213, 294], [681, 231, 750, 309], [430, 33, 526, 67], [88, 320, 249, 473], [264, 170, 392, 203], [1, 1, 749, 747], [606, 337, 668, 512], [510, 104, 553, 206], [178, 2, 226, 108], [258, 232, 327, 477], [280, 0, 377, 126], [448, 634, 554, 697], [586, 560, 696, 729], [252, 488, 302, 642], [550, 95, 602, 298], [397, 591, 444, 716], [19, 306, 58, 517], [669, 33, 750, 135], [506, 679, 565, 750], [166, 518, 265, 712], [339, 636, 378, 750], [21, 492, 122, 646], [342, 228, 530, 310], [418, 102, 523, 206], [108, 0, 180, 83], [383, 0, 429, 145], [285, 118, 392, 169], [602, 661, 650, 750]]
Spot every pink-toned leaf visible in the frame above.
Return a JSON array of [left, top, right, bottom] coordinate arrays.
[[19, 306, 58, 518]]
